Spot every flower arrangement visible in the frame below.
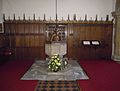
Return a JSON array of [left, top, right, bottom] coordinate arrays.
[[48, 54, 67, 72], [48, 54, 62, 72]]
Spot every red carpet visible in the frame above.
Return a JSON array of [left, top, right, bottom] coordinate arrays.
[[0, 60, 120, 91], [0, 60, 37, 91], [78, 60, 120, 91]]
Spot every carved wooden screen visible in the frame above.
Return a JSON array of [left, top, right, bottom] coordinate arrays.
[[45, 23, 67, 43]]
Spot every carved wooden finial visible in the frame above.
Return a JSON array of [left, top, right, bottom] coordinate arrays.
[[90, 17, 93, 21], [13, 14, 15, 20], [73, 14, 76, 21], [18, 16, 20, 20], [50, 17, 52, 21], [84, 14, 87, 21], [101, 17, 103, 21], [23, 13, 25, 20], [29, 16, 30, 20], [8, 16, 10, 20], [68, 14, 70, 21], [3, 14, 5, 21], [106, 15, 109, 21], [79, 17, 82, 21], [39, 17, 41, 21], [43, 13, 46, 21], [95, 14, 98, 21], [62, 17, 64, 21], [56, 14, 58, 21], [33, 14, 35, 20]]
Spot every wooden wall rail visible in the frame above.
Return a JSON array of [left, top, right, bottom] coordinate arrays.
[[3, 16, 113, 60]]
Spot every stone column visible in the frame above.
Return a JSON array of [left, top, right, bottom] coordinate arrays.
[[112, 0, 120, 61]]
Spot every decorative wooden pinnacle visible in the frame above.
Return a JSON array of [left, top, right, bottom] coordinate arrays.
[[29, 16, 30, 20], [73, 14, 76, 21], [33, 14, 35, 20], [3, 14, 5, 21], [43, 13, 46, 21], [39, 17, 41, 21], [79, 17, 81, 21], [95, 15, 98, 21], [84, 14, 87, 21], [13, 14, 15, 20], [23, 13, 25, 20], [50, 17, 52, 21], [18, 16, 20, 20], [68, 14, 70, 21], [62, 17, 64, 21], [8, 16, 10, 20], [101, 17, 103, 21], [106, 15, 109, 21]]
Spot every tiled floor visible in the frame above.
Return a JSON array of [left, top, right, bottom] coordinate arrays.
[[35, 80, 80, 91]]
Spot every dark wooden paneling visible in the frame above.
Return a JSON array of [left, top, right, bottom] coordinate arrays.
[[4, 21, 46, 60], [67, 23, 113, 60], [3, 20, 113, 60]]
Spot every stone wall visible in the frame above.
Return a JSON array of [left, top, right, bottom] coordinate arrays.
[[112, 0, 120, 61]]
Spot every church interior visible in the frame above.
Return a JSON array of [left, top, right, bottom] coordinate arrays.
[[0, 0, 120, 91]]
